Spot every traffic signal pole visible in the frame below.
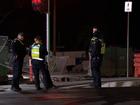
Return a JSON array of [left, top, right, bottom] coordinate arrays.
[[46, 0, 50, 52], [53, 0, 56, 55]]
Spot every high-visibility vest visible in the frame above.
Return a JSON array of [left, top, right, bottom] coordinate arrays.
[[91, 37, 97, 44], [91, 37, 106, 54], [101, 42, 105, 54], [31, 44, 43, 60]]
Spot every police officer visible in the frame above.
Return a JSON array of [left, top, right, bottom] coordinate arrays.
[[11, 32, 26, 91], [29, 36, 55, 90], [89, 27, 105, 88]]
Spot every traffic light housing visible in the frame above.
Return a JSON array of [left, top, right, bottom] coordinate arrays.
[[32, 0, 48, 13]]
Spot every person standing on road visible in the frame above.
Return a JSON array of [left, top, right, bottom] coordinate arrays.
[[89, 26, 105, 88], [29, 36, 55, 90], [11, 32, 26, 91]]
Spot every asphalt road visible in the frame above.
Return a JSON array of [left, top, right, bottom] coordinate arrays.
[[0, 84, 140, 105]]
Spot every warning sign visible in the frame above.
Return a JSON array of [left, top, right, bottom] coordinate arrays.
[[124, 1, 132, 12]]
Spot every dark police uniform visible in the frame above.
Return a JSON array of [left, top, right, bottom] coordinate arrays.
[[89, 32, 105, 88], [29, 43, 54, 90], [11, 38, 26, 90]]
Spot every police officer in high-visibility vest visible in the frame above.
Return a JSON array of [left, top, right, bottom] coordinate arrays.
[[29, 36, 55, 90], [89, 26, 105, 88]]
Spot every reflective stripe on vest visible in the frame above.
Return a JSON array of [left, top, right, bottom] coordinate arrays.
[[91, 37, 97, 41], [31, 44, 43, 61], [91, 37, 106, 54], [91, 37, 97, 44], [101, 43, 105, 54]]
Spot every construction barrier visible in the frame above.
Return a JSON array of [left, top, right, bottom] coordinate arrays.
[[100, 47, 133, 77], [0, 36, 9, 83], [134, 53, 140, 77]]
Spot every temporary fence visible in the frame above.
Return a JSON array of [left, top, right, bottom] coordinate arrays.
[[0, 36, 9, 82]]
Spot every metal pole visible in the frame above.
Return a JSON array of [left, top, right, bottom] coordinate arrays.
[[53, 0, 56, 55], [126, 12, 130, 77], [46, 13, 49, 51], [46, 0, 50, 52]]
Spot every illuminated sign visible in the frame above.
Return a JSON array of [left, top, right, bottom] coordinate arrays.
[[124, 1, 132, 12]]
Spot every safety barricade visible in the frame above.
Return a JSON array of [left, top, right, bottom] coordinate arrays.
[[134, 53, 140, 77]]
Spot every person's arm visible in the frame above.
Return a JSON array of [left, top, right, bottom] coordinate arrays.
[[28, 45, 32, 59], [89, 39, 100, 57], [42, 45, 48, 56], [12, 40, 19, 56], [39, 44, 48, 60]]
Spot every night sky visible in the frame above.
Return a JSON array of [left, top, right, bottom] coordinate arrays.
[[0, 0, 137, 51], [56, 0, 137, 51]]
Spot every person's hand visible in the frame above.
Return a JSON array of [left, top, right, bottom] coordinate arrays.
[[29, 58, 32, 66], [28, 56, 31, 60]]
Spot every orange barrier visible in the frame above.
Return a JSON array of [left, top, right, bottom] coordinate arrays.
[[134, 58, 140, 63], [134, 53, 140, 77], [29, 59, 33, 81], [134, 54, 140, 58]]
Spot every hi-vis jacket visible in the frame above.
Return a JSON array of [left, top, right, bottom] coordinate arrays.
[[29, 43, 48, 61], [89, 36, 105, 57]]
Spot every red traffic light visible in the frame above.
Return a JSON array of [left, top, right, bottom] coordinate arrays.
[[32, 0, 41, 11]]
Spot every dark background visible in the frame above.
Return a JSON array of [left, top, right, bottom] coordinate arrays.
[[0, 0, 137, 51]]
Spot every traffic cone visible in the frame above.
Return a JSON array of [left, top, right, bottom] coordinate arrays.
[[29, 59, 33, 82]]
